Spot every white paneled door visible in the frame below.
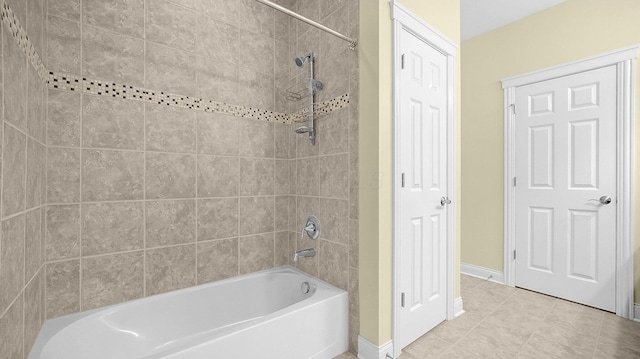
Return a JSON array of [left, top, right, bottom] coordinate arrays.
[[397, 29, 449, 349], [514, 65, 617, 311]]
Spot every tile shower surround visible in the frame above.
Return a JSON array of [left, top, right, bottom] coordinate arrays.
[[0, 0, 360, 356], [0, 0, 47, 357]]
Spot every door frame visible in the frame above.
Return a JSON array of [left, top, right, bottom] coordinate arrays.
[[502, 45, 638, 318], [391, 2, 457, 356]]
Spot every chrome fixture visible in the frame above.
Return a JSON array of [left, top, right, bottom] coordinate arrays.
[[440, 196, 452, 206], [253, 0, 357, 50], [295, 126, 313, 134], [293, 248, 316, 262], [589, 195, 612, 205], [294, 52, 322, 145], [301, 215, 320, 240], [301, 281, 314, 294]]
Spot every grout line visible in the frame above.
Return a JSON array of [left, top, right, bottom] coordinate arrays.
[[42, 0, 48, 323], [0, 11, 4, 329], [2, 120, 46, 151], [517, 290, 556, 356], [17, 1, 32, 344], [44, 193, 350, 207], [235, 109, 241, 277], [272, 119, 276, 266], [142, 0, 147, 297], [22, 25, 28, 345], [194, 88, 199, 285], [590, 313, 605, 358], [46, 143, 351, 160], [451, 287, 519, 349], [142, 129, 147, 295], [77, 0, 83, 313]]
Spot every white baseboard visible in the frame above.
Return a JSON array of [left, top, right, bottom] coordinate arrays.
[[357, 336, 393, 359], [461, 263, 505, 284], [634, 303, 640, 322], [454, 297, 464, 317]]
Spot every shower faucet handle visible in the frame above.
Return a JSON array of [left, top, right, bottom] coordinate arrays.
[[300, 215, 320, 240]]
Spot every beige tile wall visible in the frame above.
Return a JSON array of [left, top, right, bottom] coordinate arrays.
[[44, 95, 298, 316], [0, 0, 48, 358], [42, 0, 289, 320], [284, 0, 360, 353], [38, 0, 360, 356]]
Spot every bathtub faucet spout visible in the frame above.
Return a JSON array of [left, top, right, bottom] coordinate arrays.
[[292, 248, 316, 262]]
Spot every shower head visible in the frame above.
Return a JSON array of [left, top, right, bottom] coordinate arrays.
[[294, 52, 314, 68], [295, 126, 316, 145], [295, 126, 313, 134]]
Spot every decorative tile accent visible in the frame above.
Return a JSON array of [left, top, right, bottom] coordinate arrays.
[[290, 93, 351, 123], [48, 71, 292, 124], [47, 71, 350, 125], [0, 0, 47, 82], [0, 0, 350, 126]]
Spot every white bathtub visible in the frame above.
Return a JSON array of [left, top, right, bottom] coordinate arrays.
[[29, 266, 348, 359]]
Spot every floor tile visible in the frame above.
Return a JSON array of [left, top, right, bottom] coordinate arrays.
[[403, 332, 454, 359], [429, 310, 486, 342], [333, 352, 357, 359], [335, 275, 640, 359]]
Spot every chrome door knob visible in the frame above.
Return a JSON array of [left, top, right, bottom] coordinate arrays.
[[588, 196, 612, 205], [440, 197, 451, 206]]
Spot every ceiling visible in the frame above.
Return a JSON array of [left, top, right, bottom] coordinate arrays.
[[461, 0, 566, 41]]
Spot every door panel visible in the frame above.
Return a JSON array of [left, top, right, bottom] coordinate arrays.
[[569, 119, 598, 188], [514, 65, 616, 312], [568, 210, 598, 281], [528, 207, 553, 272], [529, 125, 554, 188], [398, 29, 448, 349]]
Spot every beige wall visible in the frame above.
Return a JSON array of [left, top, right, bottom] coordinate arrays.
[[359, 0, 460, 346], [461, 0, 640, 303]]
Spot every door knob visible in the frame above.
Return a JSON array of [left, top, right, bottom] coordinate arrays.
[[440, 197, 451, 206], [588, 196, 612, 205]]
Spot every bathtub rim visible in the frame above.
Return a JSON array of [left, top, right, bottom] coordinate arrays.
[[29, 265, 346, 359]]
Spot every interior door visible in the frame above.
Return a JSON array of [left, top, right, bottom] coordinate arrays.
[[514, 65, 617, 311], [397, 29, 449, 349]]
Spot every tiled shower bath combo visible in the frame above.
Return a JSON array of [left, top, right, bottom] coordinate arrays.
[[0, 0, 359, 357]]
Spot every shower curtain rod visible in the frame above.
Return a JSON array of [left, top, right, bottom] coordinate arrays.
[[254, 0, 358, 50]]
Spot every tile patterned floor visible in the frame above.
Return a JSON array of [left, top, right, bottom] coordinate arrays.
[[334, 274, 640, 358]]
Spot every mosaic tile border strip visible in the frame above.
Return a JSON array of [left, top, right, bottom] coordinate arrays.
[[290, 94, 351, 123], [1, 0, 350, 125], [48, 72, 295, 124], [0, 0, 48, 82], [49, 72, 351, 125]]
